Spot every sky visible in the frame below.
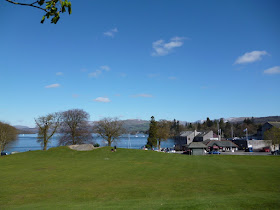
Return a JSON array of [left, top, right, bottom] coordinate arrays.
[[0, 0, 280, 127]]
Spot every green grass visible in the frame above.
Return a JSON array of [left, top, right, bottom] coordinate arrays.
[[0, 147, 280, 209]]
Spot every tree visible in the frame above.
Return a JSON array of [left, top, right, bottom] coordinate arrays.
[[0, 122, 18, 152], [93, 117, 125, 147], [146, 116, 157, 149], [206, 117, 213, 127], [59, 109, 93, 145], [157, 120, 170, 150], [197, 122, 201, 130], [5, 0, 72, 24], [264, 127, 280, 151], [35, 113, 60, 150]]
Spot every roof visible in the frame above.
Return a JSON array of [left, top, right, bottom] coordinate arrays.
[[195, 131, 212, 137], [207, 140, 238, 147], [188, 142, 207, 149], [180, 131, 194, 137], [267, 122, 280, 128], [202, 139, 211, 145]]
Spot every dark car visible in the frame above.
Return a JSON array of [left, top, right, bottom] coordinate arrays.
[[1, 151, 8, 156], [183, 150, 191, 155], [271, 150, 280, 155]]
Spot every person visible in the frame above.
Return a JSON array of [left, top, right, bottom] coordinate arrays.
[[114, 146, 117, 152]]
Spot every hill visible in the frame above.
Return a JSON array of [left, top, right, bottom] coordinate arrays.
[[121, 119, 149, 133], [226, 116, 280, 124], [0, 147, 279, 209]]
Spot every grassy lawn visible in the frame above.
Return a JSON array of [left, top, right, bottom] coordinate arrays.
[[0, 147, 280, 209]]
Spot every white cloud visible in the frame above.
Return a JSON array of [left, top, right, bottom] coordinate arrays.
[[132, 94, 153, 98], [104, 28, 118, 37], [45, 83, 60, 88], [119, 73, 127, 78], [88, 65, 111, 78], [168, 76, 177, 80], [94, 97, 111, 103], [80, 68, 88, 72], [263, 66, 280, 75], [56, 72, 63, 76], [88, 70, 102, 78], [147, 73, 160, 78], [100, 65, 110, 71], [235, 50, 268, 64], [152, 36, 186, 56]]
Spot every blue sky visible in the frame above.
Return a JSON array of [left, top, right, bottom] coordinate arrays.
[[0, 0, 279, 127]]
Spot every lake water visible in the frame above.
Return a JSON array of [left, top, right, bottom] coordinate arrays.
[[5, 134, 175, 153]]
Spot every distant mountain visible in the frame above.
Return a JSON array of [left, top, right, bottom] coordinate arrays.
[[15, 126, 38, 134], [225, 116, 280, 124], [14, 125, 31, 130], [14, 116, 280, 134], [121, 119, 149, 134]]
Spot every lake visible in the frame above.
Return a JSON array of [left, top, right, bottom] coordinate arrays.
[[5, 134, 175, 153]]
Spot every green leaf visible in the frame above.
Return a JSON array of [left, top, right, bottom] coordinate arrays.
[[38, 0, 45, 6], [68, 4, 72, 14], [41, 15, 46, 24]]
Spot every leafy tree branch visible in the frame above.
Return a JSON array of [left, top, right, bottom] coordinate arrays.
[[5, 0, 72, 24]]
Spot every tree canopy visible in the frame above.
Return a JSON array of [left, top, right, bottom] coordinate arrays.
[[59, 109, 93, 145], [93, 117, 125, 147], [156, 120, 170, 149], [0, 122, 18, 152], [35, 112, 60, 150], [146, 116, 158, 149], [264, 127, 280, 150]]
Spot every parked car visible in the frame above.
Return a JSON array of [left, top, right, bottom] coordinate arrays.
[[260, 147, 270, 152], [245, 147, 253, 152], [208, 150, 220, 155], [183, 150, 191, 155], [271, 150, 280, 155], [1, 151, 8, 156]]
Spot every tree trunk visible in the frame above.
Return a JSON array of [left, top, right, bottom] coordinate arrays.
[[43, 142, 47, 151], [108, 137, 111, 146], [158, 139, 161, 151]]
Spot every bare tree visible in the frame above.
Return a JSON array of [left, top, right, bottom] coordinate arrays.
[[59, 109, 93, 145], [94, 118, 125, 147], [35, 113, 60, 150], [0, 122, 18, 152], [157, 120, 170, 150]]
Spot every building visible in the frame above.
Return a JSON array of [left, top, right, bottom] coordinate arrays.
[[261, 122, 280, 139], [206, 140, 238, 152], [174, 130, 200, 150], [187, 142, 208, 155], [193, 131, 213, 142], [233, 139, 272, 151]]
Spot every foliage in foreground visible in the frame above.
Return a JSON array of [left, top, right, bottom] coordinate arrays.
[[0, 147, 280, 209], [5, 0, 72, 24], [0, 122, 17, 152]]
